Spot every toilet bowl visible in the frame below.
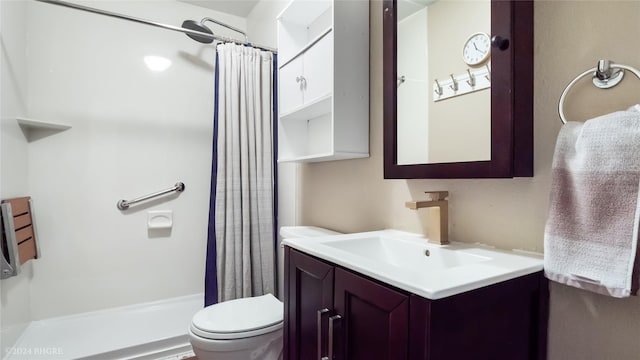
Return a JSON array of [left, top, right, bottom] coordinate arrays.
[[189, 293, 284, 360], [190, 226, 342, 360]]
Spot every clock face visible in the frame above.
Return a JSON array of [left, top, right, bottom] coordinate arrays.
[[462, 32, 491, 66]]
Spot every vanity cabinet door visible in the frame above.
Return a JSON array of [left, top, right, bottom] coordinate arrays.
[[285, 248, 334, 360], [333, 268, 410, 360]]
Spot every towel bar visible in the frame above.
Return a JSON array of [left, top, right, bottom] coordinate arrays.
[[558, 59, 640, 124], [117, 182, 185, 210]]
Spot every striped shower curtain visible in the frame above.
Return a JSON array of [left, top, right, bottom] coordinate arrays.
[[205, 43, 277, 305]]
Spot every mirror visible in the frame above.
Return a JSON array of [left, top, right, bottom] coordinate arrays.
[[383, 0, 534, 178]]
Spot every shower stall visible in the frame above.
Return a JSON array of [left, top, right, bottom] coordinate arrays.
[[0, 0, 281, 358]]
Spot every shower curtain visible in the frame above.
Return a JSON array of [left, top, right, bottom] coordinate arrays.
[[205, 43, 277, 305]]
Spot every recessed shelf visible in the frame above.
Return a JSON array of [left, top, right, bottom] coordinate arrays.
[[17, 117, 72, 142]]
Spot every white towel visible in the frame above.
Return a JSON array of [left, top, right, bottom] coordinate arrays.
[[544, 105, 640, 297]]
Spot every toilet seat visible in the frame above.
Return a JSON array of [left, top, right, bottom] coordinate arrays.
[[191, 293, 283, 340]]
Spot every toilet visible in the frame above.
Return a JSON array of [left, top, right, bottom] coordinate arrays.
[[189, 226, 341, 360]]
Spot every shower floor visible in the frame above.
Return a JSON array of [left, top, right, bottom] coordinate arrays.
[[5, 294, 202, 360]]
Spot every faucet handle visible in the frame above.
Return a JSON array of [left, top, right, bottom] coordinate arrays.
[[424, 191, 449, 201], [405, 191, 449, 210]]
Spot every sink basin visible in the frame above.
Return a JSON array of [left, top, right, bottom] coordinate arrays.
[[324, 236, 491, 270], [282, 229, 543, 299]]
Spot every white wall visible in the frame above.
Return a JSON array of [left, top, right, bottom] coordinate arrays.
[[0, 0, 33, 353], [247, 0, 288, 50], [247, 0, 292, 300], [3, 0, 246, 321]]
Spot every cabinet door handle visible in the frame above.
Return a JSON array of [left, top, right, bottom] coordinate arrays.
[[296, 75, 307, 90], [317, 308, 330, 360], [328, 314, 342, 360]]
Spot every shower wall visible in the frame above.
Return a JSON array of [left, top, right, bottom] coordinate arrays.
[[1, 0, 247, 344], [1, 0, 32, 352]]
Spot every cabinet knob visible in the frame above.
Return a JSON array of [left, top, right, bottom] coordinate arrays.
[[296, 75, 307, 90], [491, 35, 510, 51]]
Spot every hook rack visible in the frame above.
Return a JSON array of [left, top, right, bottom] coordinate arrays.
[[558, 60, 640, 124], [433, 66, 491, 102]]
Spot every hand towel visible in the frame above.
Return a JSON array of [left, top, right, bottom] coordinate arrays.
[[544, 105, 640, 297]]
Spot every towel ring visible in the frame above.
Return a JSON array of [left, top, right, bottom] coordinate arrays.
[[558, 60, 640, 124]]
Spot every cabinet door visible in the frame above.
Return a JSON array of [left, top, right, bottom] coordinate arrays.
[[333, 268, 410, 360], [285, 248, 334, 360], [302, 31, 333, 105], [279, 56, 305, 115]]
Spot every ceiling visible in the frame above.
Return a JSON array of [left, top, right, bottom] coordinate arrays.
[[179, 0, 260, 17], [398, 0, 437, 20]]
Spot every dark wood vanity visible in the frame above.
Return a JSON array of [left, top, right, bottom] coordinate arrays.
[[284, 247, 548, 360]]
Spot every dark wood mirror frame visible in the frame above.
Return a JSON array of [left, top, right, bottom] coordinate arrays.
[[383, 0, 533, 179]]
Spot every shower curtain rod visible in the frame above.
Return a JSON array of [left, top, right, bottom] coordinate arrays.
[[34, 0, 277, 53]]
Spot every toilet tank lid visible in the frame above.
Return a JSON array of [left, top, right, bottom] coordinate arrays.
[[192, 294, 283, 335], [280, 226, 342, 239]]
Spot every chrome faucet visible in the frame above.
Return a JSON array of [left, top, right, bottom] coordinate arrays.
[[405, 191, 449, 245]]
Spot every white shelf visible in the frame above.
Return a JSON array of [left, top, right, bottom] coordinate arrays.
[[17, 117, 71, 131], [17, 117, 72, 142], [278, 151, 369, 163], [280, 94, 332, 121]]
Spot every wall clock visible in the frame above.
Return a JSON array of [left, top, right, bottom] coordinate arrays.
[[462, 32, 491, 66]]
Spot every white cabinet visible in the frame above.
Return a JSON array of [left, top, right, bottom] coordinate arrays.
[[279, 32, 333, 116], [277, 0, 369, 163], [279, 55, 304, 115]]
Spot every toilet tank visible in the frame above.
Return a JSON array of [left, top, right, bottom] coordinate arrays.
[[277, 226, 342, 299]]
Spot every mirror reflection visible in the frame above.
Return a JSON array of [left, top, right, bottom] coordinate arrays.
[[396, 0, 491, 165]]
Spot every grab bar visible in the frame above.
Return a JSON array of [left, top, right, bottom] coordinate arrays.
[[117, 182, 185, 210]]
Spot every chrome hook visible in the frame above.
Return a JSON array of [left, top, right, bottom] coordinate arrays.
[[397, 75, 406, 88], [449, 74, 458, 91], [434, 79, 443, 96], [466, 69, 476, 87]]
